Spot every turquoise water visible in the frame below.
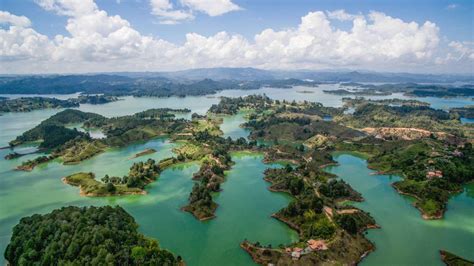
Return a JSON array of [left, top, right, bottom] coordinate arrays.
[[219, 112, 250, 140], [0, 139, 297, 265], [325, 154, 474, 265], [461, 117, 474, 124]]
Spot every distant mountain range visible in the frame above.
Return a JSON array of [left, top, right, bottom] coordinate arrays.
[[0, 68, 472, 96], [109, 67, 474, 83]]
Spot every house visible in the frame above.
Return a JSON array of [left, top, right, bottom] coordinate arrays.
[[426, 170, 443, 179], [291, 247, 304, 260], [291, 251, 301, 260], [307, 239, 328, 251]]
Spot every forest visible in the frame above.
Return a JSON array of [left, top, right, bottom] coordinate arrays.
[[4, 206, 181, 265]]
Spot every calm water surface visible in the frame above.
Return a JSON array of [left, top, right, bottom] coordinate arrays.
[[219, 111, 250, 140]]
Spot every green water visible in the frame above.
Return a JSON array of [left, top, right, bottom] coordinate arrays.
[[325, 154, 474, 265], [220, 112, 250, 140], [0, 139, 297, 265]]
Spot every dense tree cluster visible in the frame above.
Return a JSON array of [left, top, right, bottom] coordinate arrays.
[[76, 95, 119, 105], [264, 168, 306, 196], [319, 179, 362, 201], [4, 206, 180, 265], [335, 212, 376, 235], [102, 159, 161, 190], [209, 95, 272, 115]]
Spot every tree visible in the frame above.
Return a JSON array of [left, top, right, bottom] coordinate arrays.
[[106, 182, 116, 193], [336, 215, 358, 234], [101, 174, 110, 183]]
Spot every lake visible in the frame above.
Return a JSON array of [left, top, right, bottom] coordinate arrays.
[[0, 85, 473, 265]]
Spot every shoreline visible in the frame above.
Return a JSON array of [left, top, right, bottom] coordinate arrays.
[[391, 183, 444, 220], [61, 177, 147, 197], [270, 213, 302, 235], [181, 205, 217, 221]]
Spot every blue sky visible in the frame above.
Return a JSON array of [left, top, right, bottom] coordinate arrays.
[[0, 0, 473, 74], [2, 0, 472, 43]]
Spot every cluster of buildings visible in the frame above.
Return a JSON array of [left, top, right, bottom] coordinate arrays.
[[426, 170, 443, 179], [286, 239, 328, 260]]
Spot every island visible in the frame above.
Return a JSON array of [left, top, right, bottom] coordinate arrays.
[[323, 88, 391, 96], [4, 206, 182, 265], [0, 95, 121, 113], [63, 158, 164, 196], [450, 106, 474, 119], [339, 82, 474, 98], [0, 97, 79, 113], [439, 250, 474, 266], [75, 94, 119, 104], [131, 148, 157, 159], [342, 97, 431, 108]]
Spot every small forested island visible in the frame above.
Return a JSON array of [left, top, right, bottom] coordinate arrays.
[[181, 149, 233, 220], [132, 148, 157, 158], [339, 82, 474, 98], [342, 97, 431, 108], [4, 206, 181, 265], [4, 152, 22, 160], [323, 88, 391, 96], [0, 97, 79, 113], [64, 158, 169, 196], [439, 250, 474, 266], [450, 106, 474, 119], [75, 94, 119, 104], [0, 95, 121, 113]]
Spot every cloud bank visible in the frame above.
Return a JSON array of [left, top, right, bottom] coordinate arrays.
[[0, 1, 472, 74]]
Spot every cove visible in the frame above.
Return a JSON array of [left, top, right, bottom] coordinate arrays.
[[219, 111, 250, 140], [324, 153, 474, 265]]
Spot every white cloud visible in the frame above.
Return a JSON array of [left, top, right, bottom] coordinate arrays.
[[181, 0, 242, 16], [449, 41, 474, 60], [0, 11, 53, 61], [149, 0, 241, 24], [0, 2, 470, 74], [446, 4, 459, 9], [0, 10, 31, 27], [34, 0, 97, 16], [150, 0, 194, 24], [326, 9, 360, 21]]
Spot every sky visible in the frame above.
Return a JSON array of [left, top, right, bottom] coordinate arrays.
[[0, 0, 473, 74]]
